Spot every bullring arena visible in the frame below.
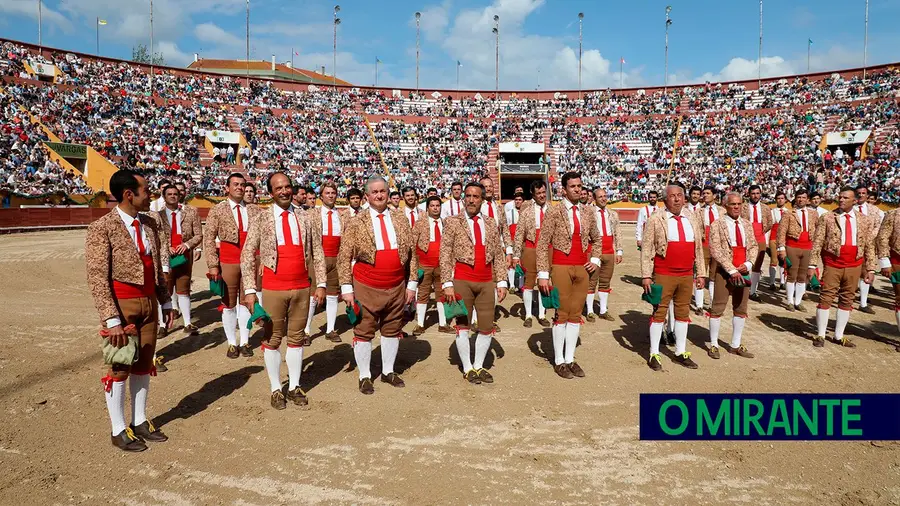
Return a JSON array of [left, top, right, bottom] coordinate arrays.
[[1, 225, 899, 505]]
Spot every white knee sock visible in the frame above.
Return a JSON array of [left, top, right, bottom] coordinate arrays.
[[177, 294, 192, 326], [473, 333, 492, 370], [471, 308, 477, 324], [795, 283, 806, 304], [694, 286, 704, 308], [256, 291, 263, 306], [778, 266, 785, 284], [285, 346, 303, 390], [222, 307, 237, 346], [768, 266, 776, 286], [523, 289, 534, 318], [786, 282, 796, 306], [354, 340, 372, 380], [416, 303, 427, 327], [859, 280, 870, 308], [674, 320, 689, 356], [381, 337, 399, 375], [564, 322, 580, 363], [129, 373, 150, 427], [105, 378, 127, 436], [304, 297, 316, 334], [456, 329, 473, 372], [649, 321, 664, 356], [835, 309, 851, 340], [326, 295, 339, 333], [437, 302, 447, 326], [731, 316, 746, 348], [585, 292, 595, 315], [708, 282, 715, 306], [263, 347, 282, 392], [537, 295, 547, 319], [750, 272, 761, 295], [816, 308, 829, 337], [667, 301, 675, 334], [157, 303, 164, 327], [552, 323, 566, 365], [599, 291, 609, 314], [508, 268, 515, 288], [709, 317, 721, 348], [237, 304, 251, 346]]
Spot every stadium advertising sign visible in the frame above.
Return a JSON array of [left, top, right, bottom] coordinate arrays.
[[825, 130, 871, 146], [205, 131, 241, 144], [639, 394, 900, 440], [499, 142, 545, 154], [27, 60, 57, 77], [45, 142, 88, 159], [500, 164, 546, 174]]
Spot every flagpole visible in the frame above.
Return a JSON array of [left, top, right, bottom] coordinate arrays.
[[291, 47, 294, 71], [149, 0, 154, 95], [374, 57, 378, 87], [863, 0, 869, 80], [37, 0, 42, 55], [664, 6, 671, 94], [96, 17, 100, 55], [807, 39, 810, 73], [578, 12, 583, 100], [246, 0, 250, 89], [758, 0, 763, 89], [456, 61, 460, 92], [333, 5, 341, 90], [620, 57, 623, 89]]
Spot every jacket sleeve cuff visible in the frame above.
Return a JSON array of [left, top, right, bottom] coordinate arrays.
[[341, 284, 354, 295], [316, 283, 327, 289], [616, 250, 623, 256], [244, 289, 256, 295], [496, 281, 508, 289], [808, 264, 817, 270], [777, 246, 785, 252], [106, 317, 122, 328], [880, 257, 892, 269], [744, 261, 753, 272], [162, 266, 170, 273], [442, 281, 454, 289], [505, 246, 513, 255], [538, 271, 550, 280], [407, 281, 418, 291], [590, 257, 601, 266]]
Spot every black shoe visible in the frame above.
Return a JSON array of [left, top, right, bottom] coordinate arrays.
[[381, 372, 406, 388], [111, 428, 147, 452], [568, 362, 585, 378], [239, 344, 253, 357], [813, 337, 825, 348], [648, 354, 663, 371], [286, 386, 309, 406], [675, 353, 699, 369], [523, 317, 533, 328], [794, 304, 805, 313], [749, 293, 761, 302], [270, 390, 287, 410], [130, 420, 168, 442], [359, 378, 375, 395], [154, 356, 168, 373], [859, 306, 875, 315], [477, 368, 494, 384], [464, 370, 482, 384], [226, 345, 240, 359], [554, 364, 574, 379]]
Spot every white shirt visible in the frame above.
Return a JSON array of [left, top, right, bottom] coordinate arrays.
[[664, 210, 697, 242], [815, 206, 827, 217], [427, 216, 443, 242], [341, 207, 417, 295], [772, 206, 786, 224], [442, 214, 508, 289], [700, 204, 720, 227], [723, 215, 753, 274], [229, 199, 249, 232], [533, 202, 549, 230], [163, 205, 182, 237], [106, 207, 171, 328], [505, 203, 519, 226], [149, 195, 165, 212], [320, 205, 342, 236], [595, 206, 624, 256], [636, 204, 658, 241], [440, 198, 463, 218], [272, 203, 300, 246], [810, 212, 857, 270], [537, 200, 600, 280], [404, 206, 418, 227]]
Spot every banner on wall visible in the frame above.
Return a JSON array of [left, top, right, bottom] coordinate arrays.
[[27, 60, 57, 78]]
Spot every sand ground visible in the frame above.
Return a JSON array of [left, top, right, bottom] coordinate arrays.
[[1, 226, 899, 505]]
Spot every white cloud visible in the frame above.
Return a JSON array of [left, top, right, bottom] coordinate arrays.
[[0, 0, 73, 33], [155, 40, 191, 66], [195, 22, 242, 48], [412, 0, 451, 43]]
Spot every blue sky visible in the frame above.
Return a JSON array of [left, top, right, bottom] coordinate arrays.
[[2, 0, 899, 91]]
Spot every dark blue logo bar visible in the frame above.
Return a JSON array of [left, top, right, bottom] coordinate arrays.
[[639, 394, 900, 440]]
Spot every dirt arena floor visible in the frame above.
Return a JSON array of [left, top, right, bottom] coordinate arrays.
[[1, 226, 900, 505]]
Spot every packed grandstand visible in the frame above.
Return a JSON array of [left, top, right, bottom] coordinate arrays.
[[1, 38, 899, 204]]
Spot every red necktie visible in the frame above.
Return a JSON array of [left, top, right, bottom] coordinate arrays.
[[539, 207, 544, 228], [858, 205, 863, 214], [377, 214, 391, 249], [844, 214, 852, 246], [488, 204, 494, 219], [708, 207, 714, 225], [433, 219, 441, 242], [801, 210, 807, 232], [170, 210, 177, 247], [734, 220, 744, 247], [410, 210, 415, 228], [282, 211, 294, 246], [472, 215, 483, 246], [132, 220, 146, 255], [600, 209, 608, 236], [571, 206, 580, 236], [236, 206, 244, 246], [673, 216, 686, 241], [327, 210, 333, 237], [753, 205, 759, 224]]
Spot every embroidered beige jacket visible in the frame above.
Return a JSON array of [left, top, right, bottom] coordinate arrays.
[[438, 213, 507, 287], [639, 209, 708, 279], [708, 216, 759, 275], [512, 200, 549, 259], [535, 202, 602, 274], [336, 208, 418, 287], [157, 204, 203, 251], [810, 210, 877, 272], [776, 206, 819, 250], [876, 209, 900, 264], [203, 199, 262, 268]]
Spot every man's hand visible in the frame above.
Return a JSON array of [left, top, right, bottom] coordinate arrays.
[[342, 292, 355, 308], [807, 267, 816, 281], [737, 264, 749, 274], [537, 278, 552, 295], [730, 271, 744, 285], [443, 287, 456, 302], [695, 277, 707, 290], [244, 293, 257, 312], [171, 244, 188, 256], [641, 277, 652, 294], [208, 266, 220, 278], [584, 261, 598, 273], [882, 267, 892, 278], [496, 287, 508, 303], [405, 289, 416, 305], [512, 258, 521, 268], [313, 287, 326, 306], [163, 309, 175, 330], [865, 271, 875, 285], [193, 249, 202, 262], [615, 254, 623, 265], [106, 325, 127, 348]]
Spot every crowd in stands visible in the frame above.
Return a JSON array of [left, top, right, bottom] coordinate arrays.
[[2, 39, 900, 203]]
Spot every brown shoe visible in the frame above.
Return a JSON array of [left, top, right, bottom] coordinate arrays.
[[184, 324, 200, 336], [568, 362, 585, 378], [648, 354, 663, 371], [239, 344, 254, 357], [130, 420, 168, 442], [859, 306, 875, 315], [154, 355, 168, 373], [786, 304, 796, 312], [325, 331, 342, 342], [381, 372, 406, 388], [585, 313, 596, 323], [794, 304, 805, 313], [477, 368, 494, 383], [111, 428, 147, 452], [554, 363, 574, 379], [707, 346, 721, 359], [523, 317, 533, 328], [412, 325, 426, 336], [675, 352, 699, 369], [537, 318, 551, 327], [359, 378, 375, 395], [728, 345, 755, 358], [464, 370, 482, 384], [813, 337, 825, 347], [840, 338, 857, 348], [438, 325, 455, 334], [599, 312, 615, 322], [226, 345, 240, 359], [286, 386, 309, 406], [270, 390, 287, 410]]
